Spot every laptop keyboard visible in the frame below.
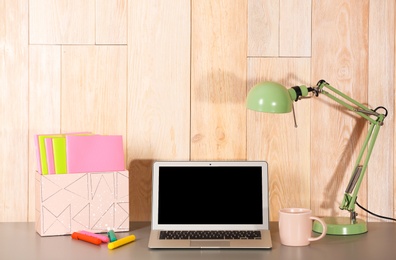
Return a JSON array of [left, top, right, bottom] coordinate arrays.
[[159, 230, 261, 240]]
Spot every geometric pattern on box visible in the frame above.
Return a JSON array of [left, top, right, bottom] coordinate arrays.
[[35, 171, 129, 236]]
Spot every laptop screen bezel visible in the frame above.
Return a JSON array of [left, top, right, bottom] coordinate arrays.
[[151, 161, 269, 231]]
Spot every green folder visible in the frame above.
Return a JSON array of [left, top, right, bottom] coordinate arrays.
[[52, 137, 67, 174], [38, 134, 62, 175]]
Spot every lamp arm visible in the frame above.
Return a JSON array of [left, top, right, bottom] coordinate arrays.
[[314, 80, 387, 124], [340, 122, 382, 213], [309, 80, 387, 214]]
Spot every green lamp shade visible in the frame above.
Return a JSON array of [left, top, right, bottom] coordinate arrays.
[[246, 82, 293, 113]]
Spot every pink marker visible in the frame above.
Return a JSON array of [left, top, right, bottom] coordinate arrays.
[[79, 230, 109, 243]]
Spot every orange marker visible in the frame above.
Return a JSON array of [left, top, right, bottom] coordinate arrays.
[[72, 232, 102, 245]]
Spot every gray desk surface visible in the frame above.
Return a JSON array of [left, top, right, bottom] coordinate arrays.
[[0, 222, 395, 260]]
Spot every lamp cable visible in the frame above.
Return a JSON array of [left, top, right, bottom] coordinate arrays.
[[356, 201, 396, 222]]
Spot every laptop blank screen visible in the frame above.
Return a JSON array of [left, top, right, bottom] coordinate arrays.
[[157, 166, 264, 225]]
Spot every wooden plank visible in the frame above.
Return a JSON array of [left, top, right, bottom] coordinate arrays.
[[367, 0, 394, 221], [29, 0, 95, 44], [0, 0, 395, 224], [61, 46, 127, 226], [191, 0, 247, 160], [96, 0, 127, 44], [311, 0, 369, 219], [0, 0, 29, 221], [128, 0, 190, 221], [61, 45, 127, 135], [279, 0, 311, 57], [28, 45, 61, 221], [247, 58, 311, 220], [248, 0, 279, 56], [395, 1, 396, 221]]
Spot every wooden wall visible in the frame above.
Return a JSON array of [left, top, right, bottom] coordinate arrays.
[[1, 0, 394, 222]]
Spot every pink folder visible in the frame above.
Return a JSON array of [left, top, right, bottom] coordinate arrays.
[[66, 135, 125, 173], [34, 135, 42, 174]]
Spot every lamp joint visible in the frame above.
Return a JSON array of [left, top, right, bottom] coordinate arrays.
[[350, 211, 358, 224], [308, 87, 320, 97]]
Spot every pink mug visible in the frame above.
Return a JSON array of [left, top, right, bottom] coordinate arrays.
[[279, 208, 327, 246]]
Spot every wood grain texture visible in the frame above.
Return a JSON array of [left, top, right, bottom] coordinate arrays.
[[0, 0, 29, 221], [28, 45, 61, 221], [96, 0, 127, 44], [247, 58, 311, 220], [191, 0, 247, 160], [29, 0, 95, 44], [395, 1, 396, 221], [367, 0, 394, 221], [248, 0, 279, 56], [279, 0, 311, 57], [61, 46, 127, 135], [127, 0, 191, 221], [311, 0, 369, 218], [0, 0, 395, 223]]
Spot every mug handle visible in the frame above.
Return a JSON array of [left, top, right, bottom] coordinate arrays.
[[308, 217, 327, 242]]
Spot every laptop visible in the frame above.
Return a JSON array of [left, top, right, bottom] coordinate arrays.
[[148, 161, 272, 249]]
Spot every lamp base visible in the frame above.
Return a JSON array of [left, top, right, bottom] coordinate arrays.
[[312, 217, 368, 235]]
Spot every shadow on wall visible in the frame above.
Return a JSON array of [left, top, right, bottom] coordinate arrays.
[[128, 159, 154, 222], [319, 116, 366, 216], [246, 72, 312, 93]]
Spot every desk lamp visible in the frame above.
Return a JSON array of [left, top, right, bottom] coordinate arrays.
[[246, 79, 388, 235]]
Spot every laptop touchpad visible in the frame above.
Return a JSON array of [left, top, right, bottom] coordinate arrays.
[[190, 241, 230, 248]]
